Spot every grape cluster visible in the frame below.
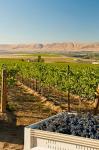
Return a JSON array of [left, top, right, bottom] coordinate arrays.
[[36, 113, 99, 140]]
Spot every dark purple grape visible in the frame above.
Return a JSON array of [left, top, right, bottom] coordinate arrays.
[[36, 112, 98, 139]]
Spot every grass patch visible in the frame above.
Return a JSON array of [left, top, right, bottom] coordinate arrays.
[[15, 53, 63, 57]]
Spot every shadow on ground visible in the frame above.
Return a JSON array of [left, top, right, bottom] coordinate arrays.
[[0, 111, 24, 149]]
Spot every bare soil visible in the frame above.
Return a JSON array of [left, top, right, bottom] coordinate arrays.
[[0, 83, 56, 150]]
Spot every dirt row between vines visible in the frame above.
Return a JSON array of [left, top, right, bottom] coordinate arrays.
[[17, 80, 95, 113], [0, 81, 57, 150], [17, 81, 63, 113]]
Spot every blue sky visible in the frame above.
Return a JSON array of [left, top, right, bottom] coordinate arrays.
[[0, 0, 99, 44]]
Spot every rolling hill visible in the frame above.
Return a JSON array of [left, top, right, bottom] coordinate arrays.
[[0, 42, 99, 54]]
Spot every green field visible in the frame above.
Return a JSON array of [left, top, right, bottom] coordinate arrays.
[[24, 53, 63, 57]]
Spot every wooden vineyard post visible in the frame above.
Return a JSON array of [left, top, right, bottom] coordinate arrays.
[[1, 66, 7, 113], [35, 79, 38, 91], [94, 84, 99, 115]]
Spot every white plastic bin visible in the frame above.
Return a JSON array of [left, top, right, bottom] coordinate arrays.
[[24, 112, 99, 150], [31, 147, 50, 150]]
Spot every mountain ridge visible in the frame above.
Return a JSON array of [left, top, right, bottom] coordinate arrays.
[[0, 42, 99, 51]]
